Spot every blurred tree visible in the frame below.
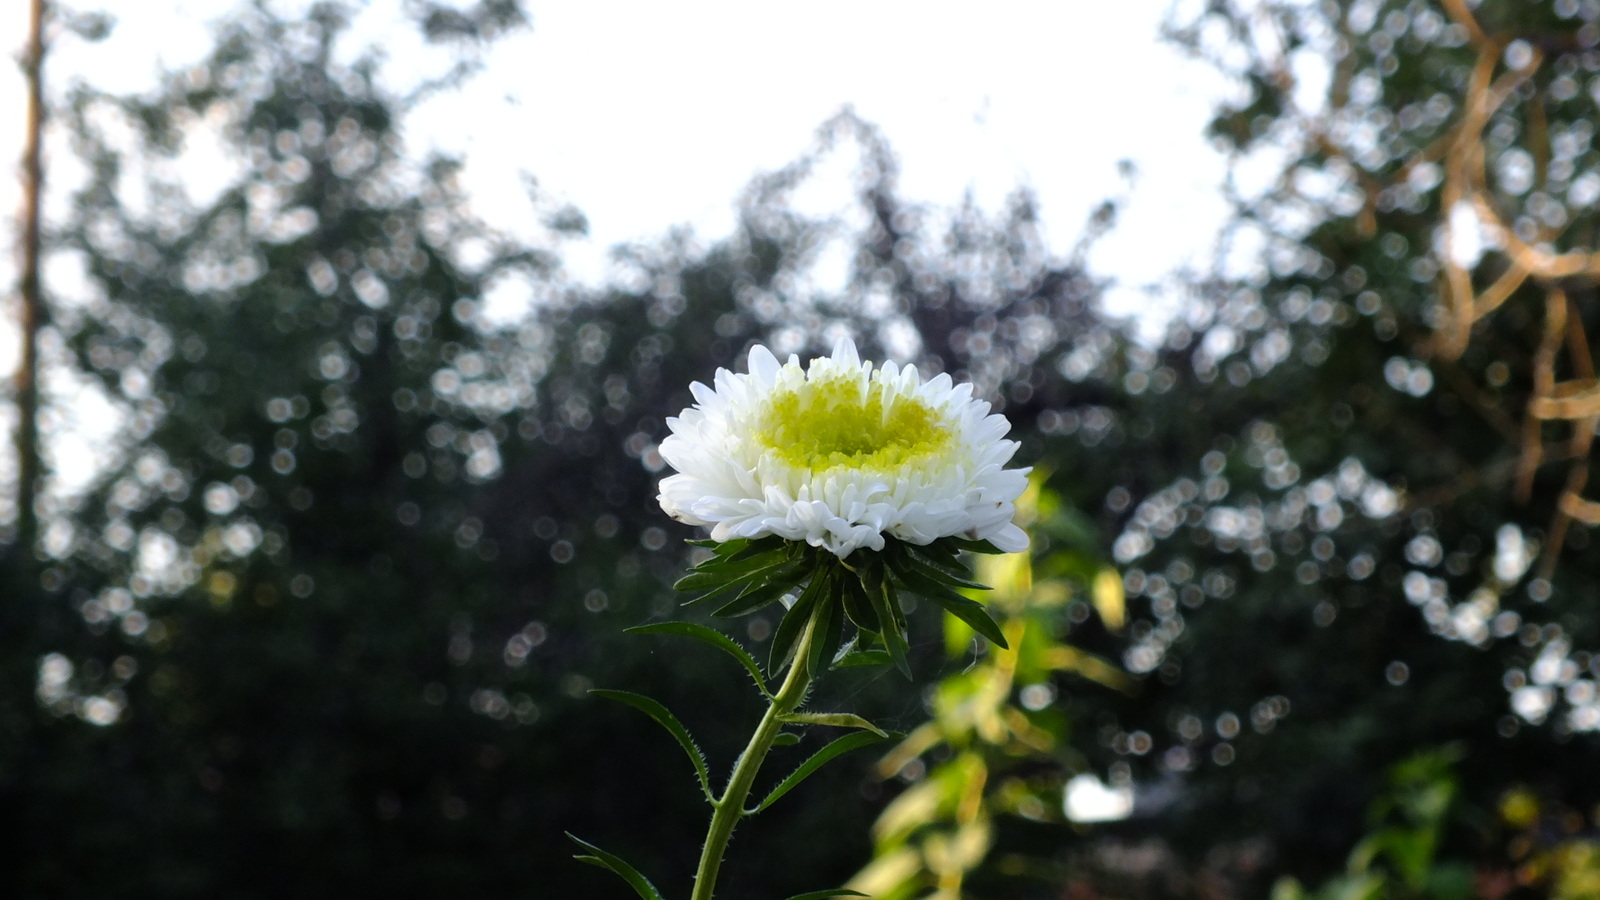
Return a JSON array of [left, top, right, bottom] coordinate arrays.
[[1, 6, 1122, 899], [981, 0, 1600, 895]]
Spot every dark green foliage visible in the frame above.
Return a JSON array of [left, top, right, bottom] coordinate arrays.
[[677, 533, 1011, 684], [1, 4, 1111, 897]]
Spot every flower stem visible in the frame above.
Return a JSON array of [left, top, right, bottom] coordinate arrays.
[[690, 610, 821, 900]]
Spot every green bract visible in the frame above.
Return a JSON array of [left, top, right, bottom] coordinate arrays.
[[674, 534, 1009, 678]]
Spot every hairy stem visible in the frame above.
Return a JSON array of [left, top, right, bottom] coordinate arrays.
[[690, 610, 820, 900]]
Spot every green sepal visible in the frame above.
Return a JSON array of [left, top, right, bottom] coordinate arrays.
[[769, 564, 828, 674], [567, 833, 667, 900], [865, 567, 911, 677], [832, 646, 893, 669], [745, 730, 894, 815], [590, 689, 712, 801], [903, 548, 989, 591], [673, 547, 790, 591], [887, 556, 1008, 649], [778, 711, 889, 738], [943, 535, 1004, 555], [713, 563, 807, 617], [688, 536, 781, 559], [806, 588, 845, 679], [838, 568, 882, 633], [625, 621, 770, 699], [781, 890, 869, 899], [678, 557, 798, 608], [829, 632, 894, 670], [910, 537, 964, 568]]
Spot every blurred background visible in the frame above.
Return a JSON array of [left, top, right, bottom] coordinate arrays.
[[5, 1, 1600, 897]]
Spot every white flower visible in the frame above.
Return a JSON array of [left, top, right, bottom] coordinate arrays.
[[657, 338, 1030, 558]]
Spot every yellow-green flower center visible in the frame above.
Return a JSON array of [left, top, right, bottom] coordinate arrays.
[[756, 373, 952, 472]]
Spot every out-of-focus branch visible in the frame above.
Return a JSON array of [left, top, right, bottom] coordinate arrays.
[[13, 0, 46, 554]]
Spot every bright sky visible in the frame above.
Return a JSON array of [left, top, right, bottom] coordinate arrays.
[[2, 0, 1235, 328], [0, 0, 1236, 504]]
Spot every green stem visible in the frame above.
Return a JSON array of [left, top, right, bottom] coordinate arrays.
[[689, 609, 821, 900]]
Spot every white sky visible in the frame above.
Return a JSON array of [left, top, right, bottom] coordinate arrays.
[[0, 0, 1237, 499], [2, 0, 1235, 327]]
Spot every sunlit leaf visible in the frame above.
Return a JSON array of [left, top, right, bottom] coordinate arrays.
[[1091, 567, 1125, 632], [780, 890, 868, 899], [778, 711, 888, 738]]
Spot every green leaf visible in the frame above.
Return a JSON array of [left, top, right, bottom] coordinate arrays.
[[567, 833, 666, 900], [625, 621, 770, 698], [778, 711, 889, 738], [590, 689, 712, 801], [781, 890, 869, 899], [773, 731, 801, 747], [747, 731, 892, 815]]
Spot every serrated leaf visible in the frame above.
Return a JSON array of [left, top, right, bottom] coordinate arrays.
[[567, 833, 666, 900], [590, 689, 712, 801], [779, 711, 888, 738], [625, 621, 770, 698], [746, 731, 892, 815], [781, 890, 869, 899]]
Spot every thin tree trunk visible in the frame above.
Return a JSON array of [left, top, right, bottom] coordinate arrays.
[[14, 0, 47, 554]]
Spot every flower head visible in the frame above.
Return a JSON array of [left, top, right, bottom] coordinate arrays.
[[658, 338, 1030, 558]]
